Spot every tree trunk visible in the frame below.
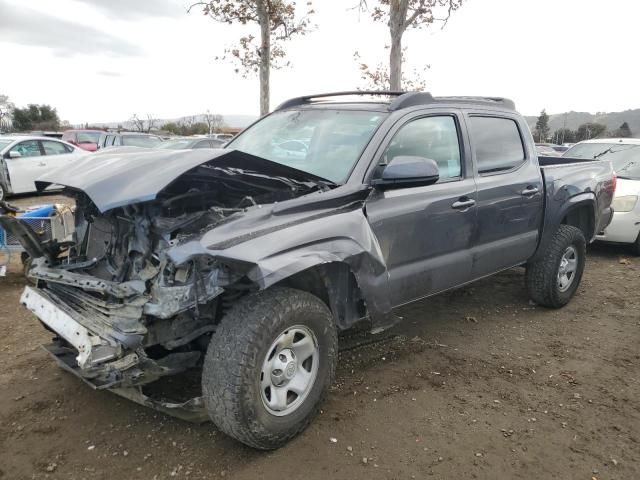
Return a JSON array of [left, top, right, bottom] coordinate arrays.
[[388, 0, 408, 91], [389, 33, 402, 91], [257, 1, 270, 116]]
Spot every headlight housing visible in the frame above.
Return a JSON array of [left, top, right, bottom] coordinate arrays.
[[612, 195, 638, 213]]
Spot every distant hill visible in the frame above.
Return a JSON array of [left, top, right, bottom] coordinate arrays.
[[525, 109, 640, 137]]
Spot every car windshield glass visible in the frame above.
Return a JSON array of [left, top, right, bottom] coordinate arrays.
[[122, 136, 162, 147], [77, 132, 101, 143], [0, 139, 12, 149], [564, 143, 640, 178], [227, 109, 387, 183], [159, 139, 193, 149]]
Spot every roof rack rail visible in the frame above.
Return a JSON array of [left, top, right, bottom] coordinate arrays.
[[274, 91, 515, 112], [275, 91, 406, 111], [436, 96, 516, 110], [388, 92, 435, 110]]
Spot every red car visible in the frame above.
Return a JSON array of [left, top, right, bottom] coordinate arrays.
[[61, 129, 103, 152]]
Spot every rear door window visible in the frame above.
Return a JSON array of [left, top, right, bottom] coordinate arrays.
[[41, 140, 70, 155], [469, 116, 525, 174]]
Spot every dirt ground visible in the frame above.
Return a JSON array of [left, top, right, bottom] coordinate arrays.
[[1, 193, 639, 480]]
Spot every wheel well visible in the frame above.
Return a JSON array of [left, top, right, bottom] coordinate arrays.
[[562, 204, 594, 241], [275, 263, 367, 330]]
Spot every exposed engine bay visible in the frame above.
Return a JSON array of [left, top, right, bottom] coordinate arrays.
[[12, 154, 330, 399]]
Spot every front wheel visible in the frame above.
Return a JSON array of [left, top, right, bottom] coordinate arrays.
[[202, 287, 337, 450], [526, 225, 586, 308]]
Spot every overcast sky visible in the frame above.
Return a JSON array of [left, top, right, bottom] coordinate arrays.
[[1, 0, 638, 124]]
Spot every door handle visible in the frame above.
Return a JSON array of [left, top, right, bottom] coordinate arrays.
[[38, 161, 46, 166], [521, 186, 539, 196], [451, 198, 476, 210]]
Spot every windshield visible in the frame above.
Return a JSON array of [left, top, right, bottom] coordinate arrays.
[[564, 142, 640, 179], [77, 132, 102, 143], [122, 136, 163, 147], [0, 139, 12, 150], [227, 109, 387, 183], [159, 138, 194, 149]]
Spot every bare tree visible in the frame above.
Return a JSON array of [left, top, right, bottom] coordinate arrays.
[[204, 111, 226, 135], [129, 114, 146, 132], [190, 1, 314, 115], [354, 49, 428, 91], [359, 0, 462, 90], [129, 113, 157, 133], [0, 94, 14, 132], [146, 114, 158, 133]]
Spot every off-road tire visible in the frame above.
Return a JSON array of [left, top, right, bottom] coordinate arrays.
[[526, 225, 586, 308], [202, 287, 337, 450]]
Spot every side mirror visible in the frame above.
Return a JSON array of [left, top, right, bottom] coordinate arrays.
[[8, 151, 22, 159], [373, 156, 440, 190]]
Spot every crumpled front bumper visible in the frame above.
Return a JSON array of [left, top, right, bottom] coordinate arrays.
[[21, 286, 201, 390], [21, 286, 123, 368]]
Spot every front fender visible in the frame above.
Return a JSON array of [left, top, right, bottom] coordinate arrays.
[[167, 207, 395, 328]]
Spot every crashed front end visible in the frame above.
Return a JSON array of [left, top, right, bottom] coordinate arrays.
[[6, 150, 332, 413]]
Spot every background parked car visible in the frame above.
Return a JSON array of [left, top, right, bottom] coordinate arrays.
[[159, 137, 225, 149], [0, 136, 83, 200], [535, 144, 562, 156], [564, 138, 640, 254], [97, 132, 163, 149], [209, 133, 235, 142], [62, 129, 103, 152]]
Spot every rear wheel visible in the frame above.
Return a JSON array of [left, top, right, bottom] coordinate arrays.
[[526, 225, 586, 308], [202, 287, 337, 450]]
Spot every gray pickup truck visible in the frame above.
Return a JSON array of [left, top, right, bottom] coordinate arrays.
[[1, 92, 615, 449]]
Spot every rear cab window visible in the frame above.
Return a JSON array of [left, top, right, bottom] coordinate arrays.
[[468, 116, 525, 174]]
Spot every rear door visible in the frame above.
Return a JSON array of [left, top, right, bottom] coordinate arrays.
[[41, 140, 79, 172], [365, 111, 478, 306], [465, 113, 544, 277], [4, 140, 47, 194]]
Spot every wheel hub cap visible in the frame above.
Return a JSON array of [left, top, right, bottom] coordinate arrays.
[[260, 326, 319, 416], [557, 245, 578, 292]]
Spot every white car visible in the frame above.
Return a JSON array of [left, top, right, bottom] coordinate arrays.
[[564, 138, 640, 254], [0, 136, 85, 200]]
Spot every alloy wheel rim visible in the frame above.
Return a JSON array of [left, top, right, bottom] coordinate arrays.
[[557, 245, 578, 292], [260, 325, 319, 416]]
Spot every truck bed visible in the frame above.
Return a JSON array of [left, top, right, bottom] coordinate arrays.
[[534, 155, 615, 260]]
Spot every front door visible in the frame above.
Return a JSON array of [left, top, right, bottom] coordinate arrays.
[[365, 113, 478, 307], [4, 140, 47, 194]]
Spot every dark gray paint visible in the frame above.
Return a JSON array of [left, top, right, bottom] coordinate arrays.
[[12, 101, 615, 333]]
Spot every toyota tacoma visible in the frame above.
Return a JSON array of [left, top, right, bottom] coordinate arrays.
[[0, 91, 616, 449]]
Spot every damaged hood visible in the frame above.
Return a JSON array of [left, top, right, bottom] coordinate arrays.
[[36, 148, 331, 213]]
